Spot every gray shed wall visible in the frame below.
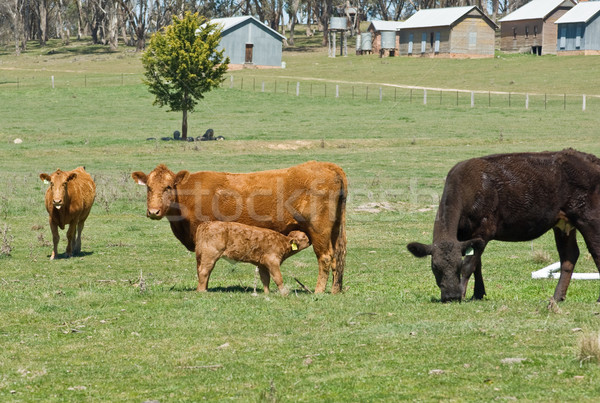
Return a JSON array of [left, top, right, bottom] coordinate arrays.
[[218, 20, 283, 66], [557, 13, 600, 52]]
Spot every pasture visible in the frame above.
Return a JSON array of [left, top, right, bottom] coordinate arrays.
[[2, 39, 600, 401]]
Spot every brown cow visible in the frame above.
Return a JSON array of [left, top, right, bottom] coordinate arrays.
[[131, 161, 347, 293], [195, 221, 311, 295], [40, 167, 96, 259], [407, 149, 600, 303]]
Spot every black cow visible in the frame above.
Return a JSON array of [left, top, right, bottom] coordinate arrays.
[[407, 148, 600, 302]]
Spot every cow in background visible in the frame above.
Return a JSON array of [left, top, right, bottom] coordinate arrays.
[[132, 161, 347, 293], [195, 221, 311, 295], [408, 149, 600, 303], [40, 167, 96, 259]]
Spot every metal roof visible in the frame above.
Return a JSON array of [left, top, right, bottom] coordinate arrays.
[[368, 20, 404, 32], [499, 0, 575, 23], [555, 1, 600, 24], [210, 16, 286, 40], [401, 6, 496, 30]]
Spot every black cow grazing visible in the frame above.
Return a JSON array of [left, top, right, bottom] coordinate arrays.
[[407, 148, 600, 303]]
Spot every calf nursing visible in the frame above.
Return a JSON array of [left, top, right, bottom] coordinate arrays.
[[40, 167, 96, 259], [195, 221, 311, 295]]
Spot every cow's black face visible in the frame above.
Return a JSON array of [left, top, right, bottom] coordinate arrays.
[[430, 241, 464, 302], [407, 239, 484, 302]]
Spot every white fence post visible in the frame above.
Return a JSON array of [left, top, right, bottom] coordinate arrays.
[[296, 82, 300, 96], [336, 85, 339, 98], [261, 81, 265, 92], [583, 94, 587, 111], [379, 87, 383, 102], [526, 93, 529, 110], [471, 91, 474, 108], [230, 75, 233, 88], [51, 76, 55, 89], [423, 89, 427, 105]]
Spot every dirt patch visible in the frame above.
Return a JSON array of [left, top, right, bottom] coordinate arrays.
[[266, 140, 314, 150]]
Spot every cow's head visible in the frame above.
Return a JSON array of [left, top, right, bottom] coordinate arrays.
[[40, 169, 77, 210], [131, 164, 189, 220], [288, 231, 311, 252], [407, 238, 484, 302]]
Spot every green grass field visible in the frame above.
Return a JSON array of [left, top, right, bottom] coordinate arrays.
[[2, 38, 600, 401]]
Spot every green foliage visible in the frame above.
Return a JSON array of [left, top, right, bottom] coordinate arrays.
[[141, 12, 229, 136]]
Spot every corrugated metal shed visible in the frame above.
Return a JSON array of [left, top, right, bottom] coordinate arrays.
[[210, 16, 285, 67], [555, 2, 600, 24], [401, 6, 496, 29], [368, 21, 404, 32], [211, 16, 285, 39], [499, 0, 574, 22]]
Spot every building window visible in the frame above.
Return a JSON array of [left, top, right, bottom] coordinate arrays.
[[513, 27, 516, 39], [559, 27, 566, 49], [469, 32, 477, 49], [525, 26, 529, 38], [534, 25, 537, 37]]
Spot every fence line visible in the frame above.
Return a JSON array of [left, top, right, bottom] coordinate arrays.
[[225, 75, 597, 112], [1, 72, 597, 112]]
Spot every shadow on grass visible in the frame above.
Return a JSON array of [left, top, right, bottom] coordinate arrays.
[[169, 284, 312, 294], [46, 251, 94, 259]]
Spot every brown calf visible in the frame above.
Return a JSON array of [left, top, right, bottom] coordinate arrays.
[[40, 167, 96, 259], [195, 221, 311, 295]]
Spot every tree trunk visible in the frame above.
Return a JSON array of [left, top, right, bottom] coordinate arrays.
[[107, 0, 119, 51], [38, 0, 48, 46], [181, 108, 188, 140], [75, 0, 84, 39]]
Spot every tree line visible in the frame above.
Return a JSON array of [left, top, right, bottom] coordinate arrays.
[[0, 0, 531, 54]]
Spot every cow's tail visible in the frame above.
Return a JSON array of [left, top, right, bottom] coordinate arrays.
[[331, 168, 347, 294]]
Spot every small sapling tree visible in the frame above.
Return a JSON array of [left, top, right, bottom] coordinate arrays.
[[142, 12, 229, 140]]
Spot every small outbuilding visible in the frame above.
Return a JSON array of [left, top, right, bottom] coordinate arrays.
[[366, 21, 404, 56], [498, 0, 576, 55], [210, 16, 285, 67], [398, 6, 497, 58], [555, 1, 600, 56]]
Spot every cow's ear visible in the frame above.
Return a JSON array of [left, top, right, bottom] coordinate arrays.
[[174, 170, 190, 187], [461, 238, 485, 256], [66, 172, 77, 182], [407, 242, 433, 258], [40, 173, 51, 183], [131, 171, 147, 186]]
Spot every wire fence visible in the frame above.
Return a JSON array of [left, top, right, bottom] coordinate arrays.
[[225, 75, 599, 113], [1, 72, 597, 113]]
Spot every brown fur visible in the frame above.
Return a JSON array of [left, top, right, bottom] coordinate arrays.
[[132, 161, 347, 293], [195, 221, 311, 295], [39, 167, 96, 259]]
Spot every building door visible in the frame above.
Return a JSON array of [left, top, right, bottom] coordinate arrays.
[[245, 44, 254, 63]]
